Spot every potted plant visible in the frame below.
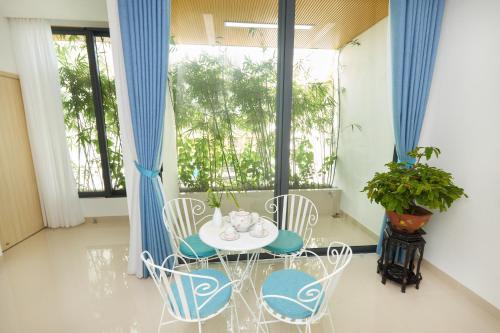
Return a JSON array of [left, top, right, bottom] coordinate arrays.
[[207, 187, 239, 227], [362, 146, 467, 233]]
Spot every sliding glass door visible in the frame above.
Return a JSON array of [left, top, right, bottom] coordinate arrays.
[[169, 0, 390, 253], [289, 0, 338, 248], [289, 0, 390, 249], [169, 0, 279, 217]]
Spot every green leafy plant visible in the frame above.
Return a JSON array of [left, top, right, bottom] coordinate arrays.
[[170, 49, 339, 192], [362, 147, 467, 215], [54, 35, 125, 192], [207, 188, 223, 208], [206, 187, 239, 209]]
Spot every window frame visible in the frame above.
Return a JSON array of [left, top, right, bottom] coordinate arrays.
[[52, 26, 126, 198]]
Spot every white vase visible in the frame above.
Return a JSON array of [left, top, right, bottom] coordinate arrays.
[[212, 207, 222, 228]]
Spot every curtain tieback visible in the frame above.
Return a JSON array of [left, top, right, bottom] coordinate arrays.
[[134, 161, 160, 178]]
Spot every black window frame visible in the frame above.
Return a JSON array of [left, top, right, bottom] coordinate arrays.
[[52, 26, 126, 198]]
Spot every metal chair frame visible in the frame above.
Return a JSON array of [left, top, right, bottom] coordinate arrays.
[[141, 251, 241, 333], [262, 194, 319, 267], [256, 242, 353, 333], [162, 198, 218, 267]]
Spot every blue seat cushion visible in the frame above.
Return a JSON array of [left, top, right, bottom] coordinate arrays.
[[179, 234, 216, 259], [169, 269, 232, 319], [264, 230, 304, 254], [262, 269, 323, 319]]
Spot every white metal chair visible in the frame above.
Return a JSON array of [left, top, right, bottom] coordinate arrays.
[[162, 198, 218, 267], [141, 251, 240, 333], [262, 194, 319, 266], [256, 242, 352, 333]]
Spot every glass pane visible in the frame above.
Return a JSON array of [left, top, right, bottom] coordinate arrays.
[[170, 0, 278, 215], [54, 34, 105, 192], [95, 36, 126, 192], [291, 0, 389, 247]]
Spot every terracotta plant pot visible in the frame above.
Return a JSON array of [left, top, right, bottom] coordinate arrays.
[[386, 206, 433, 233]]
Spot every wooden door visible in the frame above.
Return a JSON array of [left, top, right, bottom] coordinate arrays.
[[0, 71, 44, 250]]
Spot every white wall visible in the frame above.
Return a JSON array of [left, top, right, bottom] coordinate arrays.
[[335, 18, 393, 235], [419, 0, 500, 310], [0, 17, 17, 73], [79, 197, 128, 217], [0, 0, 109, 73], [0, 0, 107, 23]]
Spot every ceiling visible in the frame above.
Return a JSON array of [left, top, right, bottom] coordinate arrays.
[[171, 0, 388, 50]]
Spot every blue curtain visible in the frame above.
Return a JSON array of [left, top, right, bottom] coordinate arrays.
[[118, 0, 172, 276], [377, 0, 445, 253]]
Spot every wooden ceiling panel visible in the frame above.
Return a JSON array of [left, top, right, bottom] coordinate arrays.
[[171, 0, 388, 50]]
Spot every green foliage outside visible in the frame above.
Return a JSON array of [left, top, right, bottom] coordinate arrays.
[[171, 50, 338, 192], [54, 35, 125, 192], [55, 34, 339, 194], [362, 147, 467, 214]]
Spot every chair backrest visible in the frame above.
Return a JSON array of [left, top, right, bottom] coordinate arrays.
[[301, 242, 352, 318], [264, 194, 318, 244], [141, 251, 222, 321], [162, 198, 208, 250]]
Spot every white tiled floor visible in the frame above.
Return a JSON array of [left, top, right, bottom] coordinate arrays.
[[0, 217, 499, 333], [311, 214, 378, 247]]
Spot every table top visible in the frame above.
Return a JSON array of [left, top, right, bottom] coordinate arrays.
[[199, 218, 279, 252]]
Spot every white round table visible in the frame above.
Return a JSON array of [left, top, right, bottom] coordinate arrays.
[[199, 218, 278, 323], [199, 218, 279, 252]]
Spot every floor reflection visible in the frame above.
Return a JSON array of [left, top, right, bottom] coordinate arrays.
[[0, 217, 498, 333], [87, 246, 128, 297]]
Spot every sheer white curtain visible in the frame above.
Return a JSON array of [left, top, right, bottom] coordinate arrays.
[[107, 0, 143, 277], [162, 90, 179, 202], [9, 19, 84, 228]]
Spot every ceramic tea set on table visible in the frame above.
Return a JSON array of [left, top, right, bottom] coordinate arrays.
[[217, 210, 268, 241]]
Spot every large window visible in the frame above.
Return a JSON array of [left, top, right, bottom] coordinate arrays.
[[170, 44, 278, 192], [53, 28, 125, 197], [49, 0, 388, 252], [170, 0, 389, 251], [169, 0, 340, 192]]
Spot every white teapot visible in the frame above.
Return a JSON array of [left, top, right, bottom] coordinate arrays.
[[229, 210, 255, 232]]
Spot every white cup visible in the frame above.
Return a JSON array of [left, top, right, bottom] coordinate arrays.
[[224, 226, 237, 238], [253, 221, 264, 235]]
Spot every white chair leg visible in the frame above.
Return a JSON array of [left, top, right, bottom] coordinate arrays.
[[231, 304, 241, 333], [256, 305, 270, 333], [256, 306, 264, 333], [306, 322, 312, 333], [198, 321, 203, 333], [251, 252, 261, 287], [327, 307, 336, 333], [158, 304, 166, 333], [269, 253, 277, 269], [229, 305, 234, 333]]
